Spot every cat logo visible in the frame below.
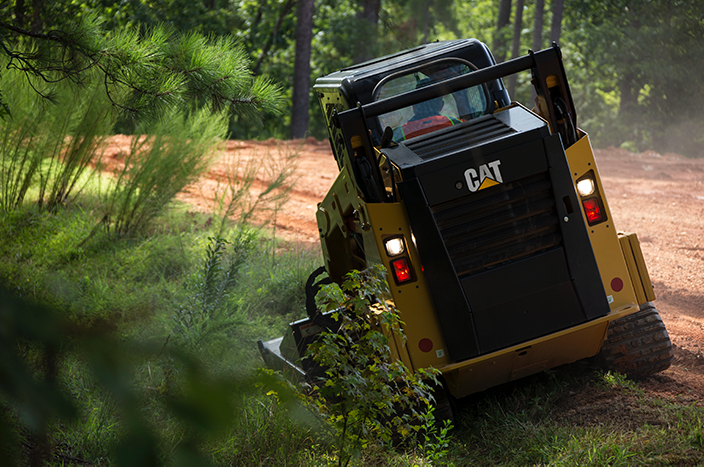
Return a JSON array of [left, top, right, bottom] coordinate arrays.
[[464, 160, 503, 192]]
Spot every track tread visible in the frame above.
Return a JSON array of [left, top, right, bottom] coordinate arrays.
[[432, 383, 455, 425], [595, 302, 673, 379]]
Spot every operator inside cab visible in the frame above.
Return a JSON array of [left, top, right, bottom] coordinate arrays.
[[397, 80, 461, 140], [375, 62, 490, 144]]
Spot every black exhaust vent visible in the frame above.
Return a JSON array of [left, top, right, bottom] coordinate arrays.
[[404, 116, 515, 161], [431, 171, 562, 278]]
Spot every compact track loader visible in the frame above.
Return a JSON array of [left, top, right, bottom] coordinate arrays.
[[258, 39, 673, 407]]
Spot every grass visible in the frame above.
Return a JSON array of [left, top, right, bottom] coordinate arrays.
[[0, 198, 324, 464], [446, 366, 704, 466]]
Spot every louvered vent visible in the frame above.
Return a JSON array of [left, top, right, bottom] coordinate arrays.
[[404, 116, 515, 161], [431, 172, 562, 278]]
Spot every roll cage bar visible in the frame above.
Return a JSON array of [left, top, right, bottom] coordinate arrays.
[[332, 43, 578, 203]]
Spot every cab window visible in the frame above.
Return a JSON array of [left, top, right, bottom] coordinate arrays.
[[375, 61, 489, 142]]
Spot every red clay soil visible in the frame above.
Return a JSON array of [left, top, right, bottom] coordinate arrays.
[[594, 147, 704, 403], [103, 136, 704, 403]]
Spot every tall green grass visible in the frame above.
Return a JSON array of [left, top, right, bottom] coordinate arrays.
[[0, 71, 45, 211], [106, 107, 228, 236], [0, 197, 324, 464], [0, 59, 234, 239], [0, 64, 116, 212]]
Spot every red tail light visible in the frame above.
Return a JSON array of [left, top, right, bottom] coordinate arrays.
[[576, 170, 607, 226], [582, 198, 604, 225], [390, 257, 413, 284]]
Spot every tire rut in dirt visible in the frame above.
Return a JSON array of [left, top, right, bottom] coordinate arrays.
[[595, 302, 674, 379]]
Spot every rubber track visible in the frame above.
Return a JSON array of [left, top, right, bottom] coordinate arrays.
[[432, 383, 455, 425], [595, 302, 674, 379]]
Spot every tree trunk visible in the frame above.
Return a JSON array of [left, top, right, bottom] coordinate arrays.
[[423, 1, 431, 44], [253, 0, 296, 76], [31, 0, 42, 34], [532, 0, 544, 52], [15, 0, 25, 30], [355, 0, 381, 62], [550, 0, 564, 45], [618, 71, 639, 117], [290, 0, 315, 139], [617, 4, 641, 138], [507, 0, 525, 97], [530, 0, 545, 103], [493, 0, 512, 62]]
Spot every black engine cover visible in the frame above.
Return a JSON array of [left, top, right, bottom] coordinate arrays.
[[385, 106, 609, 362]]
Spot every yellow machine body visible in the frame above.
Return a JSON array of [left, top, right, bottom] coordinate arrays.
[[316, 120, 654, 397], [257, 40, 669, 400]]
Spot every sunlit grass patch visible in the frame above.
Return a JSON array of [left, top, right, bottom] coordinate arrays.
[[447, 362, 704, 466]]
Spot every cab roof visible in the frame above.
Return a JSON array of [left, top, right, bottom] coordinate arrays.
[[314, 39, 509, 109]]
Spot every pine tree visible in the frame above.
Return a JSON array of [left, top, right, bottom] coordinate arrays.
[[0, 8, 284, 123]]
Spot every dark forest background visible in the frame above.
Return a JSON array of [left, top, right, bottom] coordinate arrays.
[[2, 0, 704, 156]]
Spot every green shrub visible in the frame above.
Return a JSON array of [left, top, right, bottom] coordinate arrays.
[[107, 107, 228, 236], [307, 265, 449, 467], [172, 231, 255, 352], [0, 65, 115, 212]]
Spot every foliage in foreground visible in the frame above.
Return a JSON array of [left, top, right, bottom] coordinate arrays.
[[0, 282, 314, 465], [308, 265, 452, 466]]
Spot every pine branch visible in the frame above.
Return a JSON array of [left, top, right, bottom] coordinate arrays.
[[0, 21, 65, 42], [0, 18, 284, 123]]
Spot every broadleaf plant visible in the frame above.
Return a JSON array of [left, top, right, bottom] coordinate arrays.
[[306, 264, 451, 466]]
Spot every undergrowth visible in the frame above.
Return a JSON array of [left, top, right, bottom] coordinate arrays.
[[0, 200, 322, 464], [308, 266, 452, 466]]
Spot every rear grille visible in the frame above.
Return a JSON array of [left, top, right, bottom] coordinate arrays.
[[405, 116, 515, 161], [431, 172, 562, 277]]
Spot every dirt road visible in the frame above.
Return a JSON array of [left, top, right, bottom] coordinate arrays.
[[594, 147, 704, 401], [108, 136, 704, 400]]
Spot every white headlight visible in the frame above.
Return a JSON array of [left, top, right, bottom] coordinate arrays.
[[576, 178, 595, 197], [384, 237, 405, 256]]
